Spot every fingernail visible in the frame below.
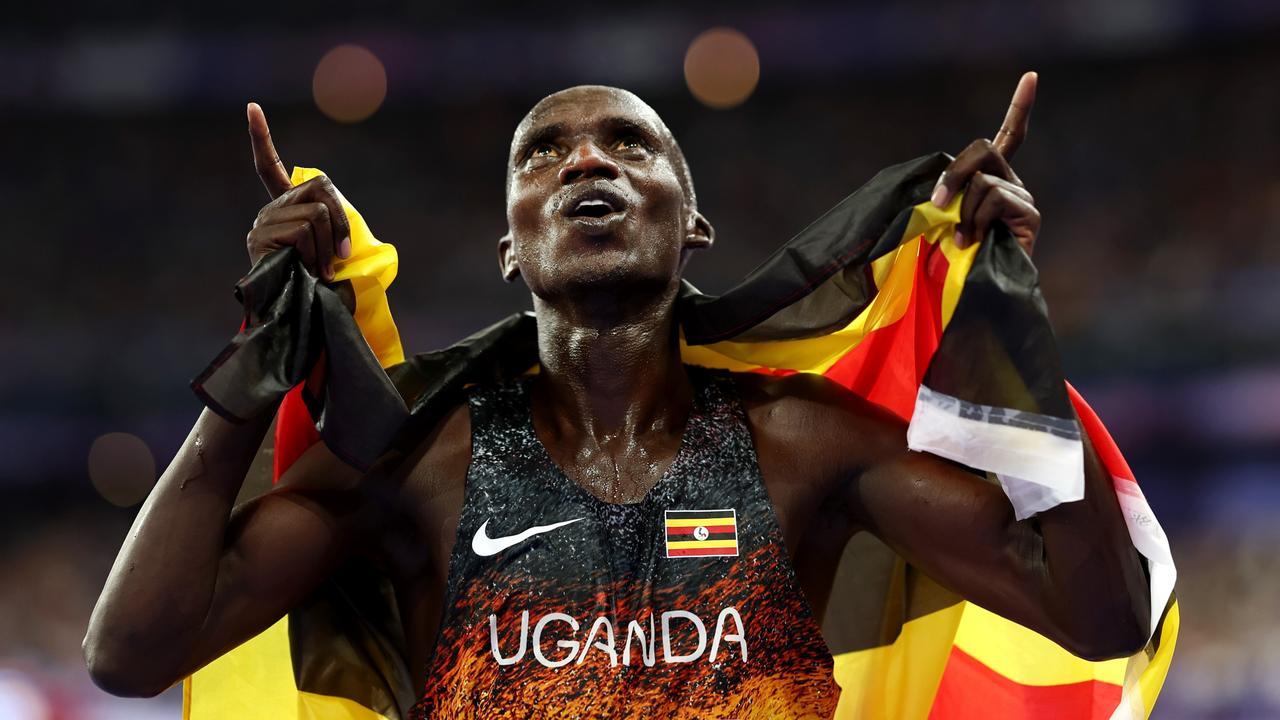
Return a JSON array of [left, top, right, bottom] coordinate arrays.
[[339, 236, 352, 259], [323, 264, 335, 281], [953, 230, 965, 247], [931, 183, 949, 208]]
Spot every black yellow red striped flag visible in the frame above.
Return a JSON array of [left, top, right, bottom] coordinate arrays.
[[664, 509, 739, 557]]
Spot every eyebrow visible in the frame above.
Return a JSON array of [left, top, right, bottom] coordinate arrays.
[[513, 116, 664, 162], [513, 121, 569, 161]]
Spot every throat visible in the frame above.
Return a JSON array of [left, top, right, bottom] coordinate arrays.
[[527, 370, 696, 506], [557, 440, 679, 505], [528, 292, 695, 504]]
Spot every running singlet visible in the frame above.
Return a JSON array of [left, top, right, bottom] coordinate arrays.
[[408, 366, 840, 719]]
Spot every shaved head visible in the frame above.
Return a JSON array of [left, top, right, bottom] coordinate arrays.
[[507, 86, 697, 208], [499, 84, 715, 299]]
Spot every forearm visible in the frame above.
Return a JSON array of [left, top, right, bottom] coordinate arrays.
[[84, 404, 276, 696], [1032, 425, 1151, 659]]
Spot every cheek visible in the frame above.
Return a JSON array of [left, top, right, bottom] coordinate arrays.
[[637, 184, 690, 251], [631, 169, 684, 217], [508, 187, 545, 234], [506, 190, 555, 263]]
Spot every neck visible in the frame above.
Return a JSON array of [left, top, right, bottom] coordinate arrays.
[[530, 284, 692, 448]]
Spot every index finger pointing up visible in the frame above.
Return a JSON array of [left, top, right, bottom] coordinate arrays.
[[993, 71, 1037, 160], [247, 102, 293, 199]]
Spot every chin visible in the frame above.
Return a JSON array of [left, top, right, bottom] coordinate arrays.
[[520, 222, 684, 304], [538, 257, 677, 307]]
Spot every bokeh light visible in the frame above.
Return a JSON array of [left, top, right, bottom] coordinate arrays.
[[88, 432, 156, 507], [312, 44, 387, 123], [683, 28, 760, 110], [0, 671, 52, 720]]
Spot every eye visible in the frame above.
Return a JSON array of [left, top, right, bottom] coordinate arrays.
[[528, 143, 559, 159], [614, 135, 649, 152]]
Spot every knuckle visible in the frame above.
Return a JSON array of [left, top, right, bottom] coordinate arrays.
[[982, 199, 1005, 222], [967, 138, 992, 153], [982, 188, 1005, 209], [280, 221, 307, 246]]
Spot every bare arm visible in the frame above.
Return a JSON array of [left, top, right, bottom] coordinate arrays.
[[84, 102, 368, 697], [745, 369, 1149, 661], [847, 396, 1151, 661], [844, 72, 1150, 659], [83, 408, 373, 697]]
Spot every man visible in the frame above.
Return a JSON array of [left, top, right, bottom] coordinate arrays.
[[84, 77, 1152, 717]]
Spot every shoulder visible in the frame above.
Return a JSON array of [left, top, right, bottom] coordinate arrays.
[[728, 370, 904, 437], [274, 396, 473, 522], [726, 370, 908, 473], [393, 394, 473, 499]]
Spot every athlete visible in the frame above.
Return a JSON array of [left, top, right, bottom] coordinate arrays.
[[84, 76, 1151, 717]]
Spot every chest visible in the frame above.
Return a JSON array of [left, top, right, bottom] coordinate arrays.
[[392, 428, 838, 614]]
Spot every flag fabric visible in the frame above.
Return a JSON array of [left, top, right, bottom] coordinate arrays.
[[665, 509, 740, 558], [186, 167, 410, 720], [189, 153, 1177, 719]]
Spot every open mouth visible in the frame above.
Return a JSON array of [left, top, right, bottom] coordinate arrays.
[[561, 184, 628, 221], [569, 198, 618, 218]]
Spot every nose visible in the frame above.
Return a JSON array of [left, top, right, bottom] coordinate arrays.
[[558, 141, 620, 185]]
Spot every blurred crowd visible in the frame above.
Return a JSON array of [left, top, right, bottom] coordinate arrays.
[[1, 3, 1277, 717]]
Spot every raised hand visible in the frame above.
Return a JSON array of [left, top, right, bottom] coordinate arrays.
[[930, 72, 1040, 256], [244, 102, 352, 279]]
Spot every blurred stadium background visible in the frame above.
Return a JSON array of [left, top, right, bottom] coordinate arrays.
[[2, 1, 1278, 717]]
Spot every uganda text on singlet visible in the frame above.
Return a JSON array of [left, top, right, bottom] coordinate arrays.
[[408, 366, 840, 719]]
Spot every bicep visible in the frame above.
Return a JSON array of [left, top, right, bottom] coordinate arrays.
[[846, 427, 1055, 635], [179, 441, 377, 676]]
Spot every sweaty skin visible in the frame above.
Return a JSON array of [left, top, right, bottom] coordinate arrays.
[[84, 80, 1151, 700]]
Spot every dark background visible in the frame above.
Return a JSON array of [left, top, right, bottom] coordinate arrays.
[[2, 2, 1277, 717]]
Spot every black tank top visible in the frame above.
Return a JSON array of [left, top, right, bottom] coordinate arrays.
[[408, 366, 839, 719]]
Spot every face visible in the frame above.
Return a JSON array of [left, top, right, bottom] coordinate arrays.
[[499, 86, 712, 305]]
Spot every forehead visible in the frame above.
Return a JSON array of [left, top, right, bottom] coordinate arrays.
[[510, 87, 668, 158]]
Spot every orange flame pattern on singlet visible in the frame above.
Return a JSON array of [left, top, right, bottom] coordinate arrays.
[[411, 545, 839, 719]]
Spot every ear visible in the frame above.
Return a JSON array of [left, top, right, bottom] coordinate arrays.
[[683, 209, 714, 253], [497, 233, 520, 282]]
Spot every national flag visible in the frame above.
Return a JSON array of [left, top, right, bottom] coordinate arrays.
[[665, 509, 739, 557], [191, 153, 1178, 720], [186, 167, 408, 720]]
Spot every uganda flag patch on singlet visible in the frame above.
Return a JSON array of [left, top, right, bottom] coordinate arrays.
[[665, 509, 739, 558]]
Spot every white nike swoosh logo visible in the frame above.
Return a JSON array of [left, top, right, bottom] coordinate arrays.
[[472, 516, 586, 557]]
